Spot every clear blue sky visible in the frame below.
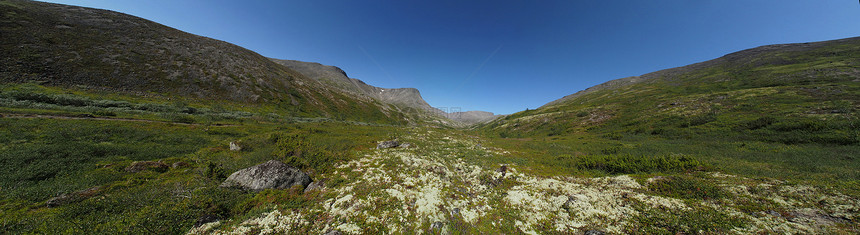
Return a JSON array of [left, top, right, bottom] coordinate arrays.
[[42, 0, 860, 114]]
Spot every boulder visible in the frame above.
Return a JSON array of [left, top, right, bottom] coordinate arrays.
[[126, 161, 169, 173], [377, 140, 399, 149], [220, 160, 312, 191]]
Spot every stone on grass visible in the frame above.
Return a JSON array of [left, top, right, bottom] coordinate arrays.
[[229, 141, 242, 151], [584, 229, 605, 235], [220, 160, 312, 191], [304, 180, 325, 193], [323, 230, 342, 235], [377, 140, 399, 149]]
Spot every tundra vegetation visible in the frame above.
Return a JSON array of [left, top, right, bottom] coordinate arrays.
[[0, 81, 857, 234]]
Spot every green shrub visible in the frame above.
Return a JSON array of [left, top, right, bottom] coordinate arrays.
[[561, 154, 701, 174], [648, 175, 726, 200], [632, 203, 747, 234]]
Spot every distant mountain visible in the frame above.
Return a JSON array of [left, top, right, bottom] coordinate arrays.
[[0, 0, 409, 124], [445, 110, 502, 125], [480, 37, 859, 145], [273, 59, 501, 125], [271, 59, 439, 112]]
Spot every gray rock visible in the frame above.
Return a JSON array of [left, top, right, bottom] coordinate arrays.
[[220, 160, 312, 191], [399, 142, 412, 148], [767, 210, 781, 217], [377, 140, 399, 149], [584, 230, 605, 235], [430, 221, 443, 230], [561, 195, 577, 212], [323, 230, 342, 235], [194, 214, 221, 227], [229, 142, 242, 151], [304, 180, 325, 193]]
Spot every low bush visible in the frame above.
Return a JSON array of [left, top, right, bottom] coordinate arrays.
[[559, 153, 701, 174], [648, 175, 727, 200]]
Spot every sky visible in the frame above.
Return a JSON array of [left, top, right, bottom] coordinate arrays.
[[41, 0, 860, 114]]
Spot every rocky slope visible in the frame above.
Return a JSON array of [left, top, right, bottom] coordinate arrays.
[[273, 59, 501, 125], [272, 59, 440, 112], [0, 0, 405, 123]]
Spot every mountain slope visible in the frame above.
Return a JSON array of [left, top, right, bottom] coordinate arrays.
[[0, 0, 406, 124], [480, 37, 860, 145], [446, 110, 502, 125], [273, 59, 501, 126], [271, 59, 438, 112]]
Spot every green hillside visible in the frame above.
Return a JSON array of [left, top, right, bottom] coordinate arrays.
[[475, 37, 859, 192], [0, 0, 408, 125]]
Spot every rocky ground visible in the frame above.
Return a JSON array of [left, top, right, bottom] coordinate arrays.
[[190, 130, 858, 234]]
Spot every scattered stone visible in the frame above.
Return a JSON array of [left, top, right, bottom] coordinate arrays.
[[430, 221, 443, 230], [229, 142, 242, 151], [125, 161, 169, 173], [304, 180, 325, 193], [561, 195, 577, 212], [172, 161, 191, 169], [46, 186, 101, 207], [584, 230, 605, 235], [452, 208, 461, 216], [323, 230, 342, 235], [767, 210, 781, 217], [220, 160, 312, 191], [377, 140, 399, 149], [194, 214, 221, 227]]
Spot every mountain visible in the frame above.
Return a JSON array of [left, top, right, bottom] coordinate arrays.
[[480, 37, 860, 145], [445, 110, 502, 125], [271, 59, 439, 113], [273, 59, 501, 125], [0, 0, 407, 124]]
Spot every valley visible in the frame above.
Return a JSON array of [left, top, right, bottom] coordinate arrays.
[[1, 0, 858, 234]]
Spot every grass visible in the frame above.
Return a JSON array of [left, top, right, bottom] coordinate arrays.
[[0, 83, 408, 234]]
